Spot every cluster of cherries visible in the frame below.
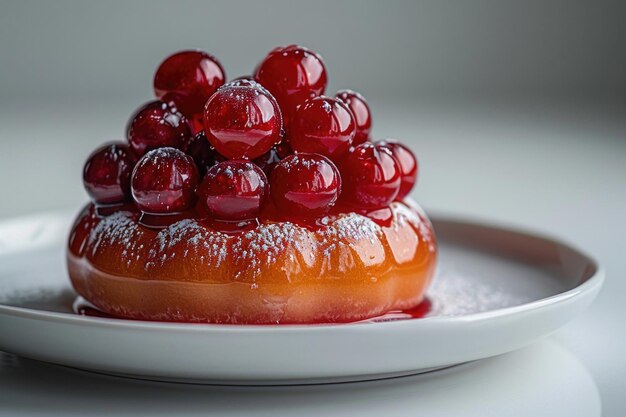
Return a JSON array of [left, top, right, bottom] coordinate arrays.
[[83, 46, 418, 228]]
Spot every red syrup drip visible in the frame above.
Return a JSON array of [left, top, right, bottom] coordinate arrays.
[[365, 298, 432, 322], [72, 297, 432, 324], [89, 196, 401, 235]]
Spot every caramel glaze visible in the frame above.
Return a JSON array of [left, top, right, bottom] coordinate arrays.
[[67, 199, 437, 324]]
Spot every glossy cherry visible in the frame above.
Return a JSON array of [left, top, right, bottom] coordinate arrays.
[[126, 100, 191, 156], [153, 50, 225, 120], [289, 96, 355, 162], [336, 89, 372, 145], [252, 142, 292, 177], [376, 139, 418, 199], [197, 160, 268, 221], [340, 143, 402, 208], [203, 84, 282, 160], [131, 147, 199, 213], [221, 79, 279, 111], [185, 131, 224, 176], [187, 113, 205, 136], [83, 142, 136, 205], [270, 153, 341, 216], [223, 76, 258, 88], [255, 45, 327, 125]]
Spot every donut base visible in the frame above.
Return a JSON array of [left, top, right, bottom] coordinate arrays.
[[67, 201, 437, 324]]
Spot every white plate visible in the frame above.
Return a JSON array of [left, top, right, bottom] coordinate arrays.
[[0, 211, 603, 385]]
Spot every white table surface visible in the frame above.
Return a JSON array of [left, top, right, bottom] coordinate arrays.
[[1, 98, 624, 416]]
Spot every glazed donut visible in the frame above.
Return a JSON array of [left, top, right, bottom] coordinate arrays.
[[68, 201, 437, 324]]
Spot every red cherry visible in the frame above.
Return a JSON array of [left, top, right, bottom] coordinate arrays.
[[154, 50, 225, 119], [289, 96, 355, 162], [131, 147, 199, 213], [270, 153, 341, 216], [197, 160, 268, 221], [187, 113, 205, 136], [185, 131, 225, 176], [252, 142, 292, 177], [377, 139, 418, 199], [340, 143, 401, 208], [221, 79, 282, 119], [255, 45, 327, 126], [336, 89, 372, 145], [224, 76, 257, 88], [83, 142, 136, 204], [126, 100, 192, 156], [203, 84, 282, 160]]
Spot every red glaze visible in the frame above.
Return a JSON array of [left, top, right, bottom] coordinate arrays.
[[185, 131, 224, 176], [377, 139, 418, 199], [138, 211, 195, 229], [126, 100, 191, 156], [68, 204, 100, 257], [197, 160, 268, 221], [95, 202, 138, 218], [83, 142, 136, 204], [203, 218, 260, 235], [255, 45, 327, 126], [370, 298, 432, 322], [154, 50, 225, 120], [341, 143, 402, 208], [252, 142, 292, 177], [289, 96, 355, 162], [270, 153, 341, 216], [203, 84, 282, 160], [75, 296, 432, 322], [336, 89, 372, 145], [131, 147, 199, 213]]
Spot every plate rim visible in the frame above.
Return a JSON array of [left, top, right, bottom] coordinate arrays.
[[0, 210, 605, 333]]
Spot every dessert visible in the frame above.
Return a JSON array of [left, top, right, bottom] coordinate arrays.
[[67, 46, 437, 324]]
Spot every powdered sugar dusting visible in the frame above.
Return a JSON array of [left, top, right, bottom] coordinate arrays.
[[145, 218, 230, 272], [428, 265, 531, 316], [82, 202, 435, 284], [88, 212, 143, 263], [231, 222, 303, 282], [317, 213, 382, 274]]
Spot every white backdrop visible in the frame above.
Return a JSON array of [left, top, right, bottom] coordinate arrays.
[[1, 0, 624, 102]]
